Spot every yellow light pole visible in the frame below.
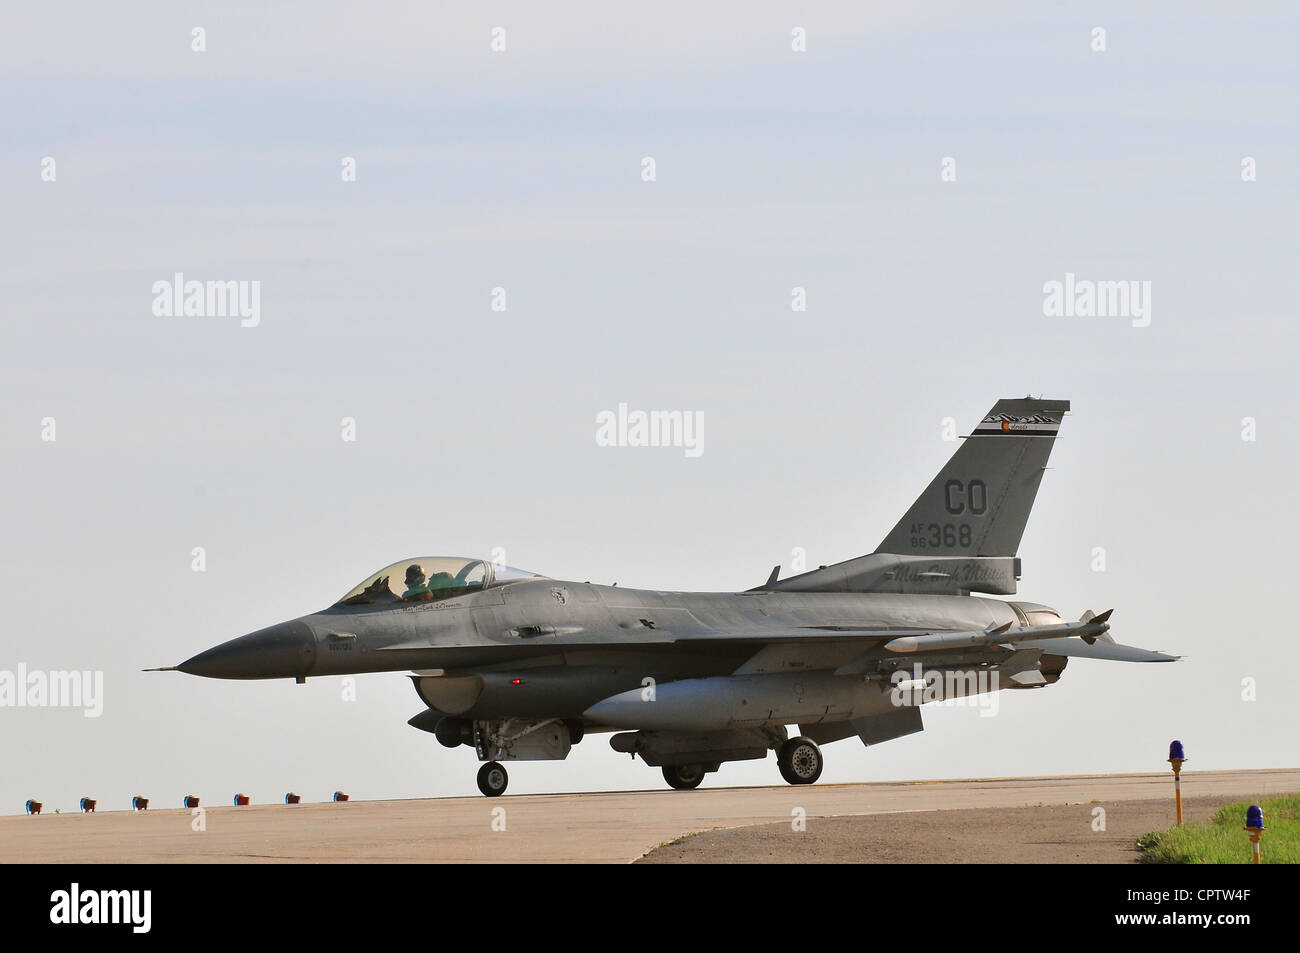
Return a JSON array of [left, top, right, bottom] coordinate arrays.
[[1244, 805, 1265, 864], [1167, 740, 1186, 826]]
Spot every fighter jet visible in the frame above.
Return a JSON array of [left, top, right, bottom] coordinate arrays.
[[160, 397, 1176, 796]]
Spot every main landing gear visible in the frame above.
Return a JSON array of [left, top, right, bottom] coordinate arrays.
[[657, 736, 824, 790], [477, 761, 509, 797], [777, 737, 823, 785], [661, 764, 706, 790]]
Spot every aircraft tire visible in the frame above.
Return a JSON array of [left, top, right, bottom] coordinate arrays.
[[662, 764, 706, 790], [777, 737, 823, 785], [477, 761, 509, 797]]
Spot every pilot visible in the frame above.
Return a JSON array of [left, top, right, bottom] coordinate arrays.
[[427, 571, 458, 590], [402, 564, 433, 601]]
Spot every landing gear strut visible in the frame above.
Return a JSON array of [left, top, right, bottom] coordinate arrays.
[[661, 763, 706, 790], [777, 737, 823, 785], [477, 761, 509, 797]]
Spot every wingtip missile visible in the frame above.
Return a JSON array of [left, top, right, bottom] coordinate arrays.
[[1079, 608, 1113, 644]]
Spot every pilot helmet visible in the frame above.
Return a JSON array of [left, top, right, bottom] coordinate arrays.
[[405, 564, 425, 585]]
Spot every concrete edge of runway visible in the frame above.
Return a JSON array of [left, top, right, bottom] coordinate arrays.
[[5, 768, 1296, 863], [12, 767, 1287, 817]]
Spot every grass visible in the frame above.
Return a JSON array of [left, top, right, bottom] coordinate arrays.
[[1137, 794, 1300, 864]]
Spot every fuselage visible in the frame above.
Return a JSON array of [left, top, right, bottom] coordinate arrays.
[[180, 578, 1061, 723]]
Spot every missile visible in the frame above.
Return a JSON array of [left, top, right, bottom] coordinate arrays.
[[883, 613, 1113, 654]]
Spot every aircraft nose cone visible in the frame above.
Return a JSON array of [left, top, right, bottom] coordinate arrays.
[[178, 620, 316, 680]]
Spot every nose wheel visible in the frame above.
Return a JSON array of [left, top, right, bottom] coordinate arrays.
[[777, 737, 823, 785], [477, 761, 509, 797]]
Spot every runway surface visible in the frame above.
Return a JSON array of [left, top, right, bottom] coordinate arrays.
[[4, 768, 1296, 863], [638, 793, 1247, 863]]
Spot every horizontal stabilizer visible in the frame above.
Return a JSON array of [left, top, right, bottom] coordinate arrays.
[[1032, 638, 1178, 662]]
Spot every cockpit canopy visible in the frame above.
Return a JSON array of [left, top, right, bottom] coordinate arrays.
[[336, 557, 541, 607]]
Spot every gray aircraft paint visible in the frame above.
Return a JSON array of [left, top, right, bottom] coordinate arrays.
[[163, 397, 1176, 794]]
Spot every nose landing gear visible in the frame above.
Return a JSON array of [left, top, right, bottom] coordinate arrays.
[[661, 763, 706, 790], [477, 761, 509, 797]]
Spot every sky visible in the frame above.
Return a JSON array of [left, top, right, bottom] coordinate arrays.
[[2, 2, 1298, 815]]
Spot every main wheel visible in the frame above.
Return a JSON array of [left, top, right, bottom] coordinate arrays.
[[662, 763, 706, 790], [477, 761, 509, 797], [777, 737, 823, 785]]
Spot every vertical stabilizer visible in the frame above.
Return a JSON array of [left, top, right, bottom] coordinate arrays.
[[874, 398, 1069, 558]]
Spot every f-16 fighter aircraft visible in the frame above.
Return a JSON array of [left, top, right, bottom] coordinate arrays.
[[160, 397, 1176, 796]]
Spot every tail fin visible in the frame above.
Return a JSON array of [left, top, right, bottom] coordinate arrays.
[[874, 397, 1069, 558], [760, 397, 1068, 595]]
